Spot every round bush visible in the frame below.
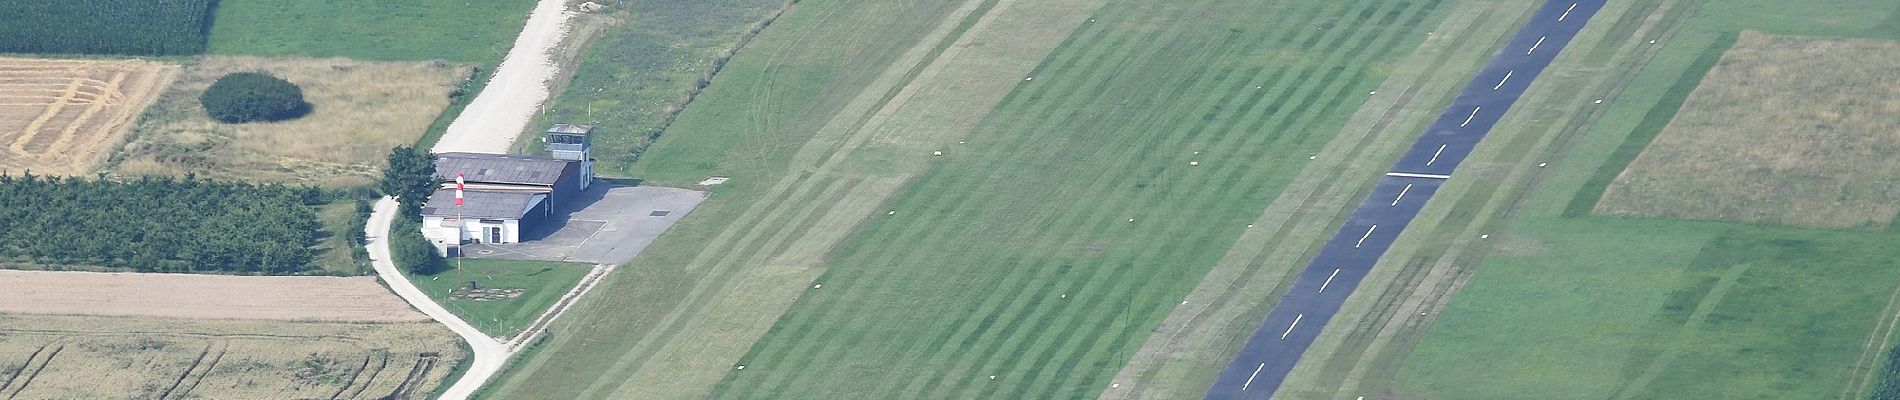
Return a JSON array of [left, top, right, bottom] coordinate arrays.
[[199, 72, 308, 123]]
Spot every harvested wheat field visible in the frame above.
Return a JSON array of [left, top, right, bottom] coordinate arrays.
[[0, 57, 176, 176], [0, 314, 462, 399], [1598, 32, 1900, 229], [0, 270, 425, 322], [111, 56, 471, 188]]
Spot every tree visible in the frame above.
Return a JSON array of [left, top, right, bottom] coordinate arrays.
[[381, 145, 437, 216], [200, 72, 309, 123]]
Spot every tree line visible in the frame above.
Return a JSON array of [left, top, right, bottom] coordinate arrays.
[[0, 172, 322, 274]]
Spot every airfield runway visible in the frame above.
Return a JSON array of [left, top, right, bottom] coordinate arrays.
[[1204, 1, 1605, 398]]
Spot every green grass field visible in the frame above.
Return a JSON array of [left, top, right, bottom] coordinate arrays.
[[406, 258, 590, 337], [206, 0, 535, 62], [484, 0, 1456, 396], [710, 0, 1451, 397], [1384, 1, 1900, 398], [530, 0, 785, 175]]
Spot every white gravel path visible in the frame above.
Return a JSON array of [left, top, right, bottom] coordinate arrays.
[[431, 0, 577, 155], [366, 198, 507, 400]]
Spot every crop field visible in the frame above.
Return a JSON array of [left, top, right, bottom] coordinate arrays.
[[0, 314, 461, 399], [0, 0, 213, 55], [0, 270, 425, 322], [1367, 0, 1900, 399], [0, 58, 175, 176], [110, 56, 470, 188], [206, 0, 537, 63], [1596, 32, 1900, 230]]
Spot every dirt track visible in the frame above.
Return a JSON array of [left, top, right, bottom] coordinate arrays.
[[431, 0, 575, 154], [0, 270, 426, 322]]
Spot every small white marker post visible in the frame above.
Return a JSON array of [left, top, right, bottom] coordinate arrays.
[[1391, 184, 1413, 206], [1461, 107, 1481, 127], [1559, 3, 1577, 21], [1281, 314, 1304, 339], [1356, 225, 1378, 248], [1427, 144, 1447, 165], [1494, 70, 1514, 91], [1242, 363, 1266, 390], [1319, 268, 1340, 293], [1527, 36, 1547, 55]]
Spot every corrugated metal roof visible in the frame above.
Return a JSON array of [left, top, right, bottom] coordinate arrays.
[[546, 123, 593, 135], [420, 189, 542, 220], [434, 152, 573, 186]]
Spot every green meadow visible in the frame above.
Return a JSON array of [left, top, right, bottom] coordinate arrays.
[[1390, 0, 1900, 398], [406, 258, 591, 337], [712, 0, 1451, 398], [206, 0, 536, 62]]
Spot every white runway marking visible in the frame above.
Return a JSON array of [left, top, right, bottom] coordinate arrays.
[[1527, 36, 1547, 55], [1461, 107, 1481, 127], [1242, 363, 1266, 390], [1559, 3, 1577, 21], [1387, 172, 1452, 179], [1319, 268, 1340, 293], [1356, 225, 1377, 248], [1494, 70, 1514, 91], [1426, 144, 1447, 165], [1281, 314, 1305, 339], [1391, 184, 1413, 206]]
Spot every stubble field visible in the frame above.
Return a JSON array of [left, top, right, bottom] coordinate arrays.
[[1596, 31, 1900, 230], [0, 315, 461, 400], [0, 57, 175, 176]]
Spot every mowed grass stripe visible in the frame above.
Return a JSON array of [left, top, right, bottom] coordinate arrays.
[[1001, 1, 1443, 395], [723, 7, 1149, 385], [732, 5, 1175, 392], [583, 0, 1015, 392], [927, 0, 1386, 394], [711, 0, 1447, 397]]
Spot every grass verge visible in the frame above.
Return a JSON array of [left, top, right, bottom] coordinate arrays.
[[404, 258, 592, 338]]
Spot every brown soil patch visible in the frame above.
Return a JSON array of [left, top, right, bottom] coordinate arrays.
[[0, 270, 425, 322], [0, 57, 176, 176], [110, 56, 470, 188], [1596, 32, 1900, 229]]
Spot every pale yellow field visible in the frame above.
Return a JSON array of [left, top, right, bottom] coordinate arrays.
[[0, 57, 176, 176], [111, 56, 470, 188], [0, 315, 461, 400], [1598, 32, 1900, 229], [0, 270, 425, 322]]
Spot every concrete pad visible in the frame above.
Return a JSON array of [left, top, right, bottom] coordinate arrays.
[[462, 182, 706, 264]]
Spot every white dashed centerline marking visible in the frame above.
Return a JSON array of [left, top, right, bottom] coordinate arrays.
[[1461, 107, 1481, 127], [1559, 3, 1577, 21], [1494, 70, 1514, 91], [1391, 184, 1413, 206], [1387, 172, 1452, 179], [1242, 363, 1266, 390], [1355, 225, 1377, 248], [1426, 144, 1447, 165], [1319, 269, 1340, 293], [1527, 36, 1547, 55], [1281, 314, 1304, 340]]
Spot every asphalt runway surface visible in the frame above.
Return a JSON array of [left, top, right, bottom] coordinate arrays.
[[1204, 1, 1605, 398]]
